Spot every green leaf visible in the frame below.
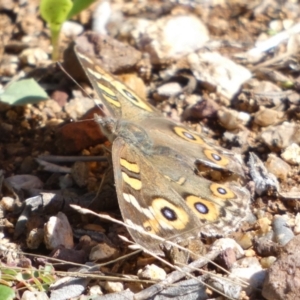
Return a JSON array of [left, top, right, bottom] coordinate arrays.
[[0, 285, 15, 300], [1, 268, 18, 277], [32, 277, 43, 291], [39, 274, 55, 285], [0, 79, 48, 105], [40, 0, 73, 60], [67, 0, 96, 19], [16, 272, 31, 281], [43, 265, 54, 275], [40, 0, 72, 25]]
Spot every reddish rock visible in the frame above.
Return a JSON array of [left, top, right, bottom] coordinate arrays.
[[56, 107, 106, 153]]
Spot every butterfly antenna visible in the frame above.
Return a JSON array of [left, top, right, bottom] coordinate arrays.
[[58, 61, 106, 116]]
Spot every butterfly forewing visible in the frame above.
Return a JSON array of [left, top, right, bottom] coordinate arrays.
[[75, 46, 160, 120], [75, 45, 251, 255]]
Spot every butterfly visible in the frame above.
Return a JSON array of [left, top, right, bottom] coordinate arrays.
[[74, 43, 250, 255]]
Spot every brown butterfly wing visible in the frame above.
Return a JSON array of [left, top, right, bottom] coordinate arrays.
[[112, 137, 202, 255]]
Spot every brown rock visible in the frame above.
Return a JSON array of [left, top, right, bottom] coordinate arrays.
[[64, 31, 143, 83], [44, 212, 74, 250], [55, 107, 106, 153], [51, 90, 69, 107], [262, 234, 300, 300], [50, 247, 86, 267]]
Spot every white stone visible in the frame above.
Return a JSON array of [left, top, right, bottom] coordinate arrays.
[[102, 281, 124, 293], [281, 143, 300, 165], [230, 257, 266, 293], [44, 212, 74, 250], [136, 15, 209, 64], [21, 291, 49, 300], [137, 264, 167, 281], [294, 213, 300, 234], [157, 82, 182, 97], [89, 243, 118, 261], [188, 51, 252, 99], [61, 21, 84, 37], [5, 175, 43, 190], [210, 238, 244, 259], [92, 1, 112, 34], [19, 48, 48, 66]]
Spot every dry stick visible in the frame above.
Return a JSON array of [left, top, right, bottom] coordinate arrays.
[[134, 247, 220, 300], [38, 155, 108, 163], [89, 165, 113, 208], [249, 51, 297, 71], [71, 205, 248, 299]]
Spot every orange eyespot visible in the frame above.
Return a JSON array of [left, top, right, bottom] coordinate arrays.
[[204, 149, 229, 166], [210, 183, 235, 199], [151, 198, 189, 229], [173, 127, 205, 144], [185, 195, 219, 221]]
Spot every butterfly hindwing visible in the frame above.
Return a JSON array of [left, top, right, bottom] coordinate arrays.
[[112, 137, 203, 253]]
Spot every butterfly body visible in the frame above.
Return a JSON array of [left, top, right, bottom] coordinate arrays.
[[75, 46, 250, 255]]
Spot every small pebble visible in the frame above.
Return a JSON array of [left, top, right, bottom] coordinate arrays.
[[272, 214, 295, 246], [61, 21, 84, 37], [260, 122, 300, 150], [59, 174, 74, 189], [253, 233, 280, 257], [50, 90, 68, 108], [235, 231, 254, 250], [125, 282, 143, 293], [161, 277, 208, 299], [26, 228, 44, 249], [253, 106, 285, 127], [19, 48, 49, 66], [89, 243, 118, 261], [44, 99, 63, 113], [156, 82, 182, 99], [21, 291, 49, 300], [137, 264, 167, 281], [44, 212, 74, 250], [260, 256, 277, 269], [20, 156, 38, 174], [281, 143, 300, 165], [293, 213, 300, 234], [71, 161, 89, 187], [137, 15, 209, 64], [102, 281, 124, 293], [217, 107, 250, 130], [64, 97, 96, 120], [5, 175, 43, 190], [230, 257, 266, 293], [88, 285, 103, 296], [283, 19, 294, 30], [211, 238, 244, 259], [1, 55, 19, 77], [244, 249, 256, 257], [92, 0, 112, 35], [269, 20, 283, 32], [188, 51, 252, 99], [1, 197, 15, 211], [0, 122, 13, 132], [256, 217, 272, 235], [182, 96, 219, 120], [206, 276, 241, 300], [265, 154, 291, 181]]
